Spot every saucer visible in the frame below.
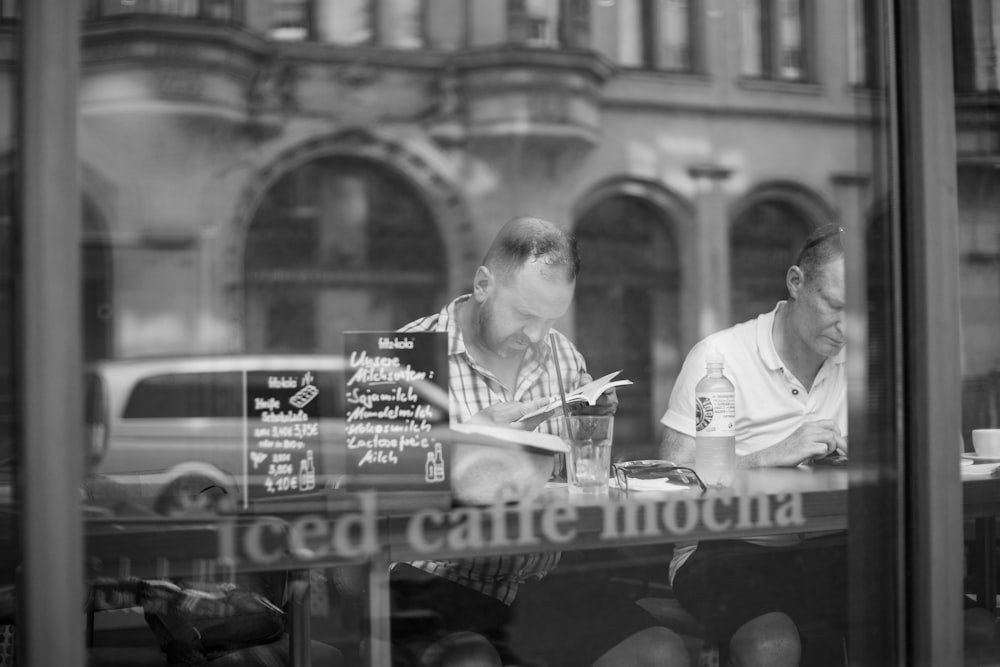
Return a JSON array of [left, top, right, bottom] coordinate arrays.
[[962, 463, 1000, 476], [962, 453, 1000, 463]]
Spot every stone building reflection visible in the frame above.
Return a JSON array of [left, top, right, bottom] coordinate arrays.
[[0, 0, 996, 451]]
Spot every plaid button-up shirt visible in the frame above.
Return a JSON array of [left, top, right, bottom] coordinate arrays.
[[397, 295, 589, 605]]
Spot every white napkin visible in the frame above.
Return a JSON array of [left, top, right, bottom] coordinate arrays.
[[612, 477, 692, 492]]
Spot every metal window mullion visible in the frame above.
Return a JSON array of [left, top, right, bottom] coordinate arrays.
[[894, 0, 965, 664], [20, 0, 85, 666]]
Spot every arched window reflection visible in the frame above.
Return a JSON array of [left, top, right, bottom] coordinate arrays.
[[575, 195, 680, 459], [730, 199, 813, 325], [244, 157, 446, 354]]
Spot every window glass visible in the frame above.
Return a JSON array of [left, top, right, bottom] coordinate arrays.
[[9, 1, 956, 664], [958, 165, 1000, 443], [316, 0, 373, 45], [0, 146, 12, 477], [117, 369, 348, 420], [509, 0, 561, 45], [270, 0, 310, 41], [989, 0, 1000, 89], [954, 2, 1000, 659], [776, 0, 804, 79], [739, 0, 764, 76], [0, 0, 16, 654], [740, 0, 808, 80], [847, 0, 867, 85], [659, 0, 691, 70], [123, 372, 245, 419], [382, 0, 424, 49], [953, 0, 1000, 92], [526, 0, 559, 44], [97, 0, 200, 17], [613, 0, 693, 71], [616, 0, 645, 66]]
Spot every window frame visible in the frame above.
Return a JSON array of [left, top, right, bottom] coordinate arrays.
[[892, 0, 966, 661], [848, 0, 884, 89], [269, 0, 428, 49], [739, 0, 814, 83], [506, 0, 590, 49], [614, 0, 703, 73], [377, 0, 428, 50]]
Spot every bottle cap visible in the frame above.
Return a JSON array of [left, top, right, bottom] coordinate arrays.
[[705, 347, 725, 367]]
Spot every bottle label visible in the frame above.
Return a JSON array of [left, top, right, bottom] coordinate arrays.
[[696, 392, 736, 436]]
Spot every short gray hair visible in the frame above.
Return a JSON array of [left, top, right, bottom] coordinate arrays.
[[795, 224, 844, 284], [482, 216, 580, 283]]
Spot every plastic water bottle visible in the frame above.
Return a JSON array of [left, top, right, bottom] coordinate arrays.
[[695, 348, 736, 486]]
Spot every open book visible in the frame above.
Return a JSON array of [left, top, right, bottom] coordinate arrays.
[[516, 370, 633, 422]]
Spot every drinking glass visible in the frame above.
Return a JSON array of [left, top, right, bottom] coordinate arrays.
[[564, 415, 613, 494]]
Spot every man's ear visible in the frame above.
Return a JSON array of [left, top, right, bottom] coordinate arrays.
[[472, 266, 493, 303], [786, 265, 805, 300]]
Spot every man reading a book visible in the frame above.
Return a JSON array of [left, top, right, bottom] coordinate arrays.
[[389, 216, 690, 667]]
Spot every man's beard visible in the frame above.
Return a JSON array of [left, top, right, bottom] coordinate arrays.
[[476, 299, 532, 358]]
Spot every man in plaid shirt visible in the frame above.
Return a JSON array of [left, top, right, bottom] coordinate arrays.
[[389, 217, 690, 667]]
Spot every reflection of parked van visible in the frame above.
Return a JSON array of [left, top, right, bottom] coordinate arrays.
[[85, 355, 448, 513]]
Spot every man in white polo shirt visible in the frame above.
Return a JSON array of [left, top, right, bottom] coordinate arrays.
[[659, 224, 848, 667]]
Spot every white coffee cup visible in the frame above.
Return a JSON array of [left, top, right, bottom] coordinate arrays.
[[972, 429, 1000, 458]]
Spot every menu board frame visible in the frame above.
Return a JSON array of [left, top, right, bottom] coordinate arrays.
[[343, 331, 450, 492], [243, 369, 324, 507]]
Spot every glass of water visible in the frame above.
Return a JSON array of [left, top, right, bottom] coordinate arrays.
[[564, 415, 614, 494]]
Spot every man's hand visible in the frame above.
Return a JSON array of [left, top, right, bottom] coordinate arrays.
[[567, 372, 619, 417], [468, 397, 554, 431], [742, 420, 846, 468]]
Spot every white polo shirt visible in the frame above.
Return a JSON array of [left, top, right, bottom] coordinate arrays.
[[660, 302, 847, 582], [660, 302, 847, 455]]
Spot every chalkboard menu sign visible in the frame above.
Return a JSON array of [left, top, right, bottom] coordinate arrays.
[[343, 331, 450, 491], [245, 370, 322, 503]]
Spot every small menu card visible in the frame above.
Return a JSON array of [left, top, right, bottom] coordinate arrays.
[[245, 370, 322, 504], [343, 331, 450, 491]]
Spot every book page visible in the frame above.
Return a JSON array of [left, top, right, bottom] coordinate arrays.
[[515, 370, 633, 422]]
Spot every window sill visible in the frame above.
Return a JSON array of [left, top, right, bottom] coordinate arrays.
[[737, 78, 824, 96], [847, 84, 887, 98], [614, 67, 711, 85]]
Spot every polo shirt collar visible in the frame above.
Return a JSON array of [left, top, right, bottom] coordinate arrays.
[[757, 302, 786, 371]]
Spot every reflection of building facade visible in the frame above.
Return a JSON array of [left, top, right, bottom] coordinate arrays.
[[953, 0, 1000, 436], [0, 1, 996, 454]]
